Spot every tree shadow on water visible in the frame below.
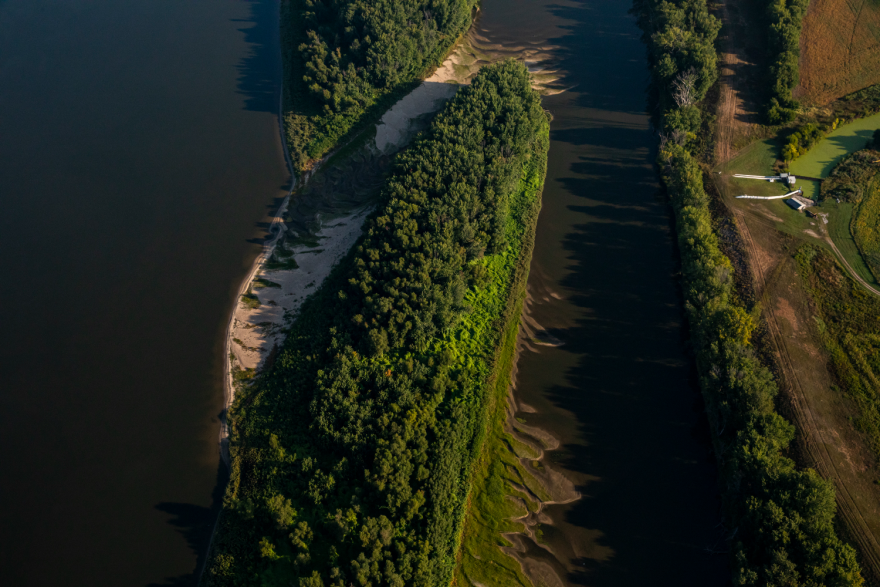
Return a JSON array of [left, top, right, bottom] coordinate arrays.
[[233, 0, 281, 114], [146, 462, 229, 587]]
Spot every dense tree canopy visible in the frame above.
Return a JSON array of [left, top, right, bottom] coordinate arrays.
[[203, 61, 549, 587], [282, 0, 478, 170], [633, 0, 720, 140], [764, 0, 808, 124], [635, 0, 864, 580]]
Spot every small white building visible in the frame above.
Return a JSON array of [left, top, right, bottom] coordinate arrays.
[[785, 195, 816, 211]]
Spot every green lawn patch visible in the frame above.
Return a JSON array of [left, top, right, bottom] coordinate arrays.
[[824, 199, 880, 286], [852, 176, 880, 281], [789, 112, 880, 179]]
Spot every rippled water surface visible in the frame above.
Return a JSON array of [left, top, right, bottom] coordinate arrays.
[[0, 0, 726, 584], [472, 0, 728, 583]]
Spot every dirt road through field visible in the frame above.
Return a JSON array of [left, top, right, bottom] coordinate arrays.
[[713, 0, 880, 577]]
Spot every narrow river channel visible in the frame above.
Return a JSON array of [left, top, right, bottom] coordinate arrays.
[[0, 0, 288, 585], [0, 0, 726, 585], [475, 0, 728, 583]]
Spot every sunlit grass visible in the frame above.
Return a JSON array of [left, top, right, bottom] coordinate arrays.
[[790, 112, 880, 179]]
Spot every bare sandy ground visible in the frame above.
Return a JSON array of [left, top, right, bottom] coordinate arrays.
[[374, 82, 459, 153], [228, 209, 370, 372], [222, 45, 476, 428], [427, 28, 566, 94]]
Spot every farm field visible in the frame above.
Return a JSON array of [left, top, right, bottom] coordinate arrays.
[[798, 0, 880, 104]]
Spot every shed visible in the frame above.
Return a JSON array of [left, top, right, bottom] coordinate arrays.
[[785, 198, 807, 211], [792, 194, 816, 208]]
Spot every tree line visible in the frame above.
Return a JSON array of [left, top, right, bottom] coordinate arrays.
[[764, 0, 808, 124], [281, 0, 477, 171], [635, 0, 864, 583], [633, 0, 720, 143], [202, 61, 549, 587]]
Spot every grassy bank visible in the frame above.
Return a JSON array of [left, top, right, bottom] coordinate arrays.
[[202, 62, 549, 587], [798, 245, 880, 467], [450, 135, 550, 587], [279, 0, 477, 173], [853, 175, 880, 281], [635, 0, 864, 581]]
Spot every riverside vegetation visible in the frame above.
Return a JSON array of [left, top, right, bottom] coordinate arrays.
[[635, 0, 864, 583], [280, 0, 478, 172], [203, 61, 549, 587], [764, 0, 808, 124]]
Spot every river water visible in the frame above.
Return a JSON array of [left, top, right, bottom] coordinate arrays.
[[475, 0, 728, 583], [0, 0, 725, 585], [0, 1, 288, 585]]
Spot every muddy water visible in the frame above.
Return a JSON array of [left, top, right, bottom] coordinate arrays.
[[0, 0, 288, 585], [0, 0, 725, 583], [476, 0, 728, 583]]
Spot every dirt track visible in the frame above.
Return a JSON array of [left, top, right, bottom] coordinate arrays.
[[732, 206, 880, 577], [714, 0, 880, 576], [825, 236, 880, 296]]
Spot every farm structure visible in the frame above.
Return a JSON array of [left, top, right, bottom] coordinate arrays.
[[785, 195, 817, 211], [737, 189, 804, 201], [733, 172, 797, 185]]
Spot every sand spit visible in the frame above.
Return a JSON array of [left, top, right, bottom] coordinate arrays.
[[221, 50, 475, 462], [228, 209, 370, 372], [375, 82, 459, 153]]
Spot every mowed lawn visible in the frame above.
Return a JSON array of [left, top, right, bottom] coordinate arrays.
[[789, 114, 880, 286], [718, 120, 880, 287], [798, 0, 880, 104]]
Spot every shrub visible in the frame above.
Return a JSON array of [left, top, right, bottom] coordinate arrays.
[[763, 0, 808, 123], [781, 123, 824, 161]]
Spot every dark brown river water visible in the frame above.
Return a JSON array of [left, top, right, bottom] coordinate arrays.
[[0, 1, 288, 585], [0, 0, 725, 585], [474, 0, 728, 584]]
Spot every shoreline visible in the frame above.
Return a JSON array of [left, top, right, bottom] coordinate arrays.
[[218, 22, 488, 464], [219, 82, 297, 465], [209, 14, 568, 585]]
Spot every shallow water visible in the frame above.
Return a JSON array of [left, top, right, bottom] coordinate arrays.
[[0, 0, 288, 584], [474, 0, 728, 583], [0, 0, 726, 584], [790, 112, 880, 182]]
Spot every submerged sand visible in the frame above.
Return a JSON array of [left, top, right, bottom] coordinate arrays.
[[221, 28, 576, 583]]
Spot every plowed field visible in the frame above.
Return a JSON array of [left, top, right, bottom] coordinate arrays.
[[798, 0, 880, 104]]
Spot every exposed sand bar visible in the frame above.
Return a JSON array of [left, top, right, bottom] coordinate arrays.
[[220, 52, 470, 462]]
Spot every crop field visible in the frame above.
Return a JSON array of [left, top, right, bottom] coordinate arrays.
[[798, 0, 880, 104]]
